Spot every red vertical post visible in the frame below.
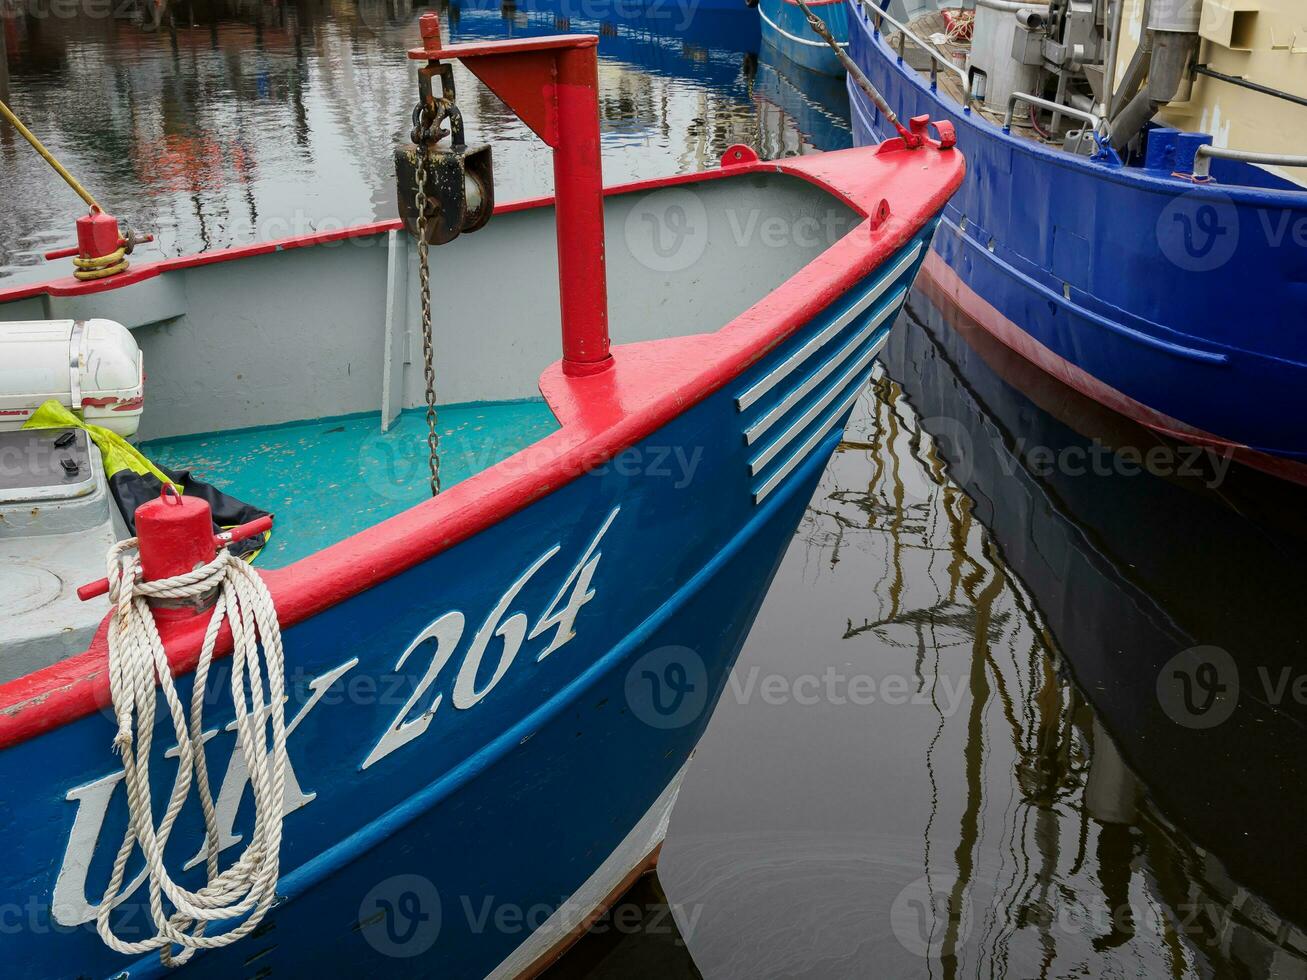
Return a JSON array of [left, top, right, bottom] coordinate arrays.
[[408, 25, 614, 375], [551, 46, 611, 374]]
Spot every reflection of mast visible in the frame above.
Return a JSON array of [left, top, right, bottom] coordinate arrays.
[[942, 557, 1003, 979], [0, 20, 10, 105], [879, 301, 1307, 975]]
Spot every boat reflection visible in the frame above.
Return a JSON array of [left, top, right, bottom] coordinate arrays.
[[659, 276, 1307, 977], [542, 871, 704, 979], [872, 276, 1307, 975], [750, 41, 851, 154]]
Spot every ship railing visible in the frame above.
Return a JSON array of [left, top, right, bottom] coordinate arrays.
[[859, 0, 976, 112], [1193, 145, 1307, 182], [1004, 92, 1106, 139]]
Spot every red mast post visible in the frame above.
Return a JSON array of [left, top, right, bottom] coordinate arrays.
[[411, 16, 612, 375]]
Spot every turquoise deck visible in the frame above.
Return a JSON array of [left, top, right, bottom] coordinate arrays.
[[141, 401, 560, 568]]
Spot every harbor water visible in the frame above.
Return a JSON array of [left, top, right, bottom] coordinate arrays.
[[3, 1, 1305, 976]]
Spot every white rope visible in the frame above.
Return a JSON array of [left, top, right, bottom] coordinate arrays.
[[95, 537, 288, 969]]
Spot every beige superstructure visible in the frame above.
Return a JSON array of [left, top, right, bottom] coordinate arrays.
[[1116, 0, 1307, 186]]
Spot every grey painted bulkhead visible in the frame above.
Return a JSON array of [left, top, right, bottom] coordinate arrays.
[[4, 173, 857, 441], [0, 171, 858, 676]]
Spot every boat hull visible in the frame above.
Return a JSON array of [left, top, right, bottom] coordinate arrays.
[[846, 0, 1307, 484], [759, 0, 848, 76], [0, 218, 933, 977]]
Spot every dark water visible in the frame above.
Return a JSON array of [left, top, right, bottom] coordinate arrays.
[[0, 0, 844, 284], [5, 2, 1307, 977]]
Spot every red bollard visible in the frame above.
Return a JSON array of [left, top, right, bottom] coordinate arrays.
[[75, 212, 123, 262], [77, 490, 272, 603], [135, 486, 217, 584]]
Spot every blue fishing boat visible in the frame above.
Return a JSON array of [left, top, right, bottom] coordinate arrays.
[[847, 0, 1307, 485], [759, 0, 849, 75], [451, 0, 762, 60], [0, 19, 962, 979]]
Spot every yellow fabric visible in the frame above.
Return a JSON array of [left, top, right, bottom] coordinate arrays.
[[21, 399, 179, 489]]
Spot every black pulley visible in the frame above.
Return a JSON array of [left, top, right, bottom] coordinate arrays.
[[392, 96, 494, 245]]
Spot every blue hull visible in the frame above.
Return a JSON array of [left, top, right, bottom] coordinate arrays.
[[846, 1, 1307, 479], [1, 233, 930, 979], [452, 0, 761, 56], [759, 0, 848, 76]]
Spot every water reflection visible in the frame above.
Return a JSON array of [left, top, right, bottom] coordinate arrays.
[[540, 871, 704, 979], [661, 281, 1307, 977], [0, 0, 850, 284]]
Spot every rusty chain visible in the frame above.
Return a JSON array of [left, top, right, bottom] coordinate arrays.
[[413, 137, 442, 497]]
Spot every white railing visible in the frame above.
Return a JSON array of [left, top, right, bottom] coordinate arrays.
[[859, 0, 976, 111], [1004, 91, 1106, 138], [1194, 145, 1307, 180]]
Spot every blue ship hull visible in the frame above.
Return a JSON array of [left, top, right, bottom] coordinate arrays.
[[0, 231, 930, 979], [451, 0, 761, 56], [846, 0, 1307, 483], [759, 0, 848, 76]]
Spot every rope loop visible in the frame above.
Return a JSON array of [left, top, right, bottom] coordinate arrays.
[[73, 246, 129, 281], [96, 538, 288, 969]]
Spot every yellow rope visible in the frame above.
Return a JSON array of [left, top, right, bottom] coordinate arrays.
[[0, 98, 103, 213], [73, 247, 129, 281]]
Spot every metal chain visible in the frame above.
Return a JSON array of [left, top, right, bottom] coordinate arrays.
[[413, 146, 442, 497]]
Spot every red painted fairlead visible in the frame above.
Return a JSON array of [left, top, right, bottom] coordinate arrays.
[[411, 15, 613, 376]]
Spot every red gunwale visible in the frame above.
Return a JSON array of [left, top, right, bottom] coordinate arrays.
[[0, 144, 964, 748]]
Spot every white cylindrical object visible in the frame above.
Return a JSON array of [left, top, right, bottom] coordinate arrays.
[[0, 319, 144, 436], [971, 2, 1041, 111]]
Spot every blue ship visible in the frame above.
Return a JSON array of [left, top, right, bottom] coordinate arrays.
[[847, 0, 1307, 484], [759, 0, 850, 76]]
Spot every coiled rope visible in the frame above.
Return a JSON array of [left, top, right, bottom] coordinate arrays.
[[96, 537, 288, 969], [74, 247, 130, 281]]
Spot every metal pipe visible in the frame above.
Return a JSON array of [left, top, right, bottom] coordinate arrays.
[[1004, 91, 1104, 136], [975, 0, 1050, 10], [551, 44, 611, 370], [1101, 0, 1125, 116], [1194, 145, 1307, 180], [1109, 40, 1152, 122], [1108, 87, 1155, 150], [1193, 64, 1307, 111]]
